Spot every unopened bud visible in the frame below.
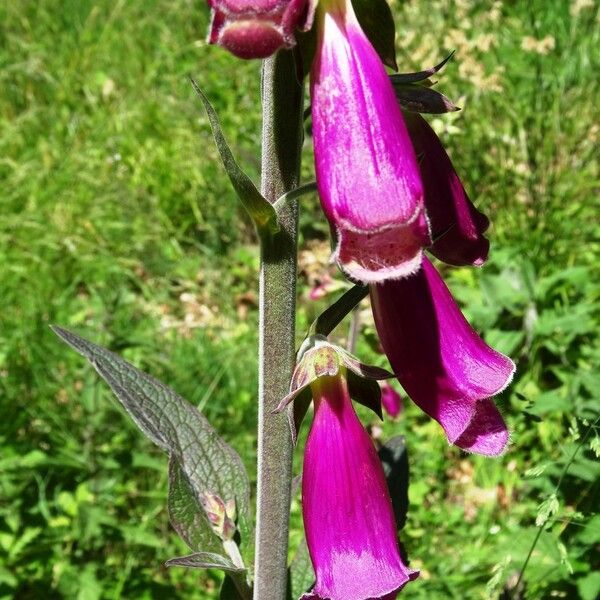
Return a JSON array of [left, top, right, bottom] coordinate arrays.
[[200, 492, 237, 541]]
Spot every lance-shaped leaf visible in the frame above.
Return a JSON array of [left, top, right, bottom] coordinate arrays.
[[393, 83, 460, 114], [378, 436, 409, 531], [310, 284, 369, 337], [166, 552, 244, 572], [391, 52, 455, 85], [353, 0, 398, 71], [191, 79, 278, 237], [168, 457, 223, 555], [52, 326, 252, 558], [288, 537, 315, 600]]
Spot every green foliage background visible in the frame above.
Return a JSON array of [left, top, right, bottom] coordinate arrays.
[[0, 0, 598, 598]]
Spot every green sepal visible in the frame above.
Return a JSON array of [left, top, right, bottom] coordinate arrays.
[[378, 435, 409, 531], [353, 0, 398, 71], [347, 370, 383, 420], [391, 52, 455, 84], [274, 337, 392, 441], [289, 386, 313, 446], [310, 284, 369, 337], [393, 82, 460, 114], [191, 79, 278, 238], [296, 25, 317, 81]]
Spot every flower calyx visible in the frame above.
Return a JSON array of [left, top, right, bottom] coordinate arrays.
[[273, 336, 393, 442], [200, 492, 238, 542]]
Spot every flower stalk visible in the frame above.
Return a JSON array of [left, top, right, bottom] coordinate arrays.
[[254, 48, 304, 600]]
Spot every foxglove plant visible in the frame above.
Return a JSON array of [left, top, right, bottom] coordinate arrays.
[[53, 1, 516, 599]]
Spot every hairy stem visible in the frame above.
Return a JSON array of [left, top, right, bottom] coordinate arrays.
[[254, 50, 304, 600]]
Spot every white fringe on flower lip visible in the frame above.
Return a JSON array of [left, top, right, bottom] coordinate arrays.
[[330, 209, 431, 284], [335, 246, 424, 284]]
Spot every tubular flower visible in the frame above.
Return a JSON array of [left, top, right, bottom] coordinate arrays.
[[404, 112, 490, 267], [371, 258, 515, 456], [207, 0, 309, 59], [311, 0, 431, 283], [302, 371, 417, 600]]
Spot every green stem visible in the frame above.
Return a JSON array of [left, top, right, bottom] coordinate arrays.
[[254, 50, 304, 600], [512, 416, 599, 598]]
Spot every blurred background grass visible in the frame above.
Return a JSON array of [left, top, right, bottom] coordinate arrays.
[[0, 0, 598, 598]]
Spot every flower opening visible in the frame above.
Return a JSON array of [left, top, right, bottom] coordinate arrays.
[[371, 258, 514, 456]]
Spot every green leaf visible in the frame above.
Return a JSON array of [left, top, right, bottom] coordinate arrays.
[[190, 79, 278, 237], [378, 435, 409, 530], [347, 370, 383, 419], [353, 0, 398, 71], [273, 181, 318, 213], [52, 327, 252, 556], [165, 552, 244, 572], [311, 284, 369, 337], [167, 457, 223, 555], [288, 538, 314, 600], [220, 575, 251, 600], [578, 572, 600, 600], [289, 387, 312, 446], [393, 83, 460, 114]]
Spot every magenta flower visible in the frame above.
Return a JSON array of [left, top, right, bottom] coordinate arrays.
[[371, 258, 515, 456], [302, 371, 417, 600], [207, 0, 309, 59], [380, 382, 403, 419], [310, 0, 430, 283], [404, 112, 490, 267]]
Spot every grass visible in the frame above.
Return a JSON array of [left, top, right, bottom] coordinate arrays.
[[1, 0, 598, 598]]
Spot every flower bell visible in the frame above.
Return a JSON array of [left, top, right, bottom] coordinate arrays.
[[310, 0, 431, 283], [371, 258, 515, 456], [302, 370, 417, 600], [404, 112, 490, 267], [207, 0, 309, 59]]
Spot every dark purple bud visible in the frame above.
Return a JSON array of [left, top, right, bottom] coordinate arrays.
[[380, 382, 403, 418]]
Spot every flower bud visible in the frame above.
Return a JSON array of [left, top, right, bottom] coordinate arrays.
[[207, 0, 309, 59], [200, 492, 237, 540]]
